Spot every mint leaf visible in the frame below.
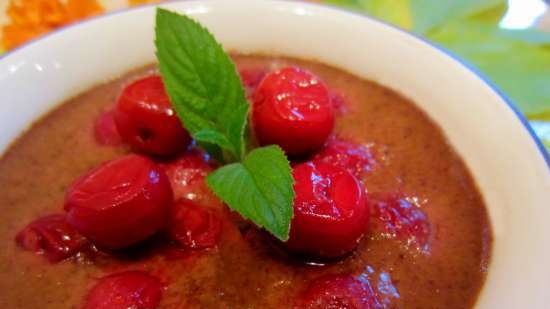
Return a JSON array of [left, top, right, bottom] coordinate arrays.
[[155, 8, 249, 162], [206, 145, 295, 241], [155, 9, 295, 241]]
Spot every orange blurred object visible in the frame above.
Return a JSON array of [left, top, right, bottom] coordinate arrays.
[[2, 0, 104, 50], [129, 0, 163, 5]]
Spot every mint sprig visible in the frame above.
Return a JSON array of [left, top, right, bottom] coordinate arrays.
[[155, 8, 249, 163], [155, 9, 294, 241], [206, 146, 294, 240]]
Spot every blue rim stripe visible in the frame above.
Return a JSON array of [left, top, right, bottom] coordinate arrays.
[[1, 0, 548, 171]]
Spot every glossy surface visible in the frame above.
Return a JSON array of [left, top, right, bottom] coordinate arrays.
[[64, 154, 173, 249], [115, 75, 191, 156], [0, 55, 491, 308], [15, 214, 89, 263], [369, 192, 431, 252], [292, 274, 378, 309], [0, 2, 548, 308], [84, 271, 163, 309], [286, 161, 369, 259], [170, 200, 222, 250], [312, 138, 375, 178], [160, 150, 214, 202], [253, 67, 334, 156]]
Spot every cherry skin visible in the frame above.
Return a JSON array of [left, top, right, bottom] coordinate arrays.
[[253, 67, 335, 156], [15, 214, 89, 263], [94, 109, 122, 146], [293, 274, 378, 309], [169, 200, 222, 250], [312, 139, 374, 178], [285, 161, 369, 259], [369, 192, 431, 252], [238, 68, 267, 97], [64, 155, 173, 249], [84, 271, 163, 309], [114, 75, 191, 156], [160, 150, 213, 202]]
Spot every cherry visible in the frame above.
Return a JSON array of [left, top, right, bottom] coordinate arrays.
[[15, 214, 89, 263], [64, 155, 173, 249], [160, 150, 213, 202], [84, 271, 163, 309], [253, 67, 335, 156], [293, 274, 379, 309], [369, 192, 431, 252], [238, 68, 267, 97], [170, 200, 222, 250], [285, 161, 369, 259], [94, 109, 122, 146], [312, 139, 374, 178], [114, 75, 191, 156]]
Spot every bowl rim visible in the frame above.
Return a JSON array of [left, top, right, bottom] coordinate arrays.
[[0, 0, 548, 172], [1, 1, 550, 308]]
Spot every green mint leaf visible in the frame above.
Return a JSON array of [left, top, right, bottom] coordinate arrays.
[[155, 8, 249, 162], [206, 145, 295, 241], [155, 9, 295, 241]]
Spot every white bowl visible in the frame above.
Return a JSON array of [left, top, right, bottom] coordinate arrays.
[[0, 1, 549, 308]]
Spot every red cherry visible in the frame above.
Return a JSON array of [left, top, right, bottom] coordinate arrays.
[[160, 150, 213, 202], [312, 139, 374, 178], [84, 271, 163, 309], [64, 155, 173, 249], [94, 109, 122, 146], [293, 274, 378, 309], [238, 68, 267, 97], [170, 200, 221, 250], [114, 75, 191, 156], [286, 161, 369, 259], [15, 214, 89, 263], [369, 192, 431, 252], [253, 67, 335, 156]]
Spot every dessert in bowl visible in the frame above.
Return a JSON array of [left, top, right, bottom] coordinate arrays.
[[0, 1, 549, 309]]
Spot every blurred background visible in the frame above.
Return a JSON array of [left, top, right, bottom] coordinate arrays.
[[0, 0, 548, 153]]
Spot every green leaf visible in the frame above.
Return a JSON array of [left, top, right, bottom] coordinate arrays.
[[428, 20, 550, 116], [155, 8, 249, 162], [155, 9, 296, 241], [206, 145, 295, 241], [410, 0, 505, 34]]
